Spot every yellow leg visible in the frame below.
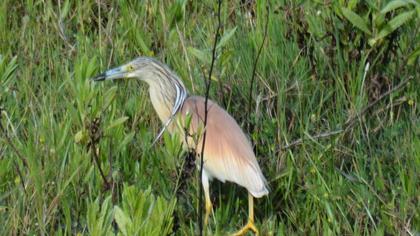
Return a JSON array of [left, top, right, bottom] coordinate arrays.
[[204, 194, 212, 226], [233, 192, 259, 236], [202, 171, 213, 227]]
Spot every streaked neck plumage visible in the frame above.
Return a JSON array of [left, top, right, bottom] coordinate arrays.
[[140, 59, 188, 140]]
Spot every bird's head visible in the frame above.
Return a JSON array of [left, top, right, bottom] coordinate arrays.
[[92, 56, 188, 144], [92, 57, 161, 83]]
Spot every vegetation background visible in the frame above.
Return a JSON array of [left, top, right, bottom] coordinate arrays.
[[0, 0, 419, 235]]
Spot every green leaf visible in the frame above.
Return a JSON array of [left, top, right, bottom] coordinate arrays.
[[86, 56, 98, 79], [0, 56, 18, 87], [169, 0, 187, 27], [374, 12, 386, 27], [114, 206, 132, 236], [217, 27, 237, 49], [87, 196, 113, 236], [135, 31, 151, 56], [407, 46, 420, 65], [348, 0, 358, 10], [106, 116, 129, 131], [117, 132, 135, 151], [187, 47, 210, 63], [341, 8, 371, 35], [374, 10, 416, 41], [381, 0, 411, 14], [113, 185, 175, 236], [60, 0, 71, 19], [102, 86, 118, 111]]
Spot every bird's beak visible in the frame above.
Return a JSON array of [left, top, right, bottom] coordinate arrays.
[[92, 66, 128, 82]]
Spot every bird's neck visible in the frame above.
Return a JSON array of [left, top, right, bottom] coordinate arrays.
[[146, 76, 188, 130], [144, 69, 187, 132], [149, 86, 175, 124]]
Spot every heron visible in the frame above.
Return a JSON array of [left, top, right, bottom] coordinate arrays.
[[92, 57, 268, 235]]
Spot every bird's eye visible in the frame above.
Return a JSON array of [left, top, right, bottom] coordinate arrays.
[[127, 65, 134, 71]]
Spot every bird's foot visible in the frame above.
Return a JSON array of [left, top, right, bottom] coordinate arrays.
[[232, 221, 258, 236]]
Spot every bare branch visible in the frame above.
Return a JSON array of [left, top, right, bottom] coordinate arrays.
[[87, 116, 111, 190], [247, 5, 270, 131], [198, 0, 222, 235]]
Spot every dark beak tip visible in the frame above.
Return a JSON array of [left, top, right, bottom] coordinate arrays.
[[91, 73, 106, 81]]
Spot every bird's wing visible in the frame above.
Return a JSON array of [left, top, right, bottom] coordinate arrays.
[[178, 96, 268, 197]]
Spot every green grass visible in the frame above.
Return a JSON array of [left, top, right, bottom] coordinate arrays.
[[0, 0, 419, 235]]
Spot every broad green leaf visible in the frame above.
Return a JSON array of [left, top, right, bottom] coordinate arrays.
[[348, 0, 358, 10], [217, 27, 237, 49], [87, 196, 113, 236], [87, 200, 100, 235], [114, 185, 175, 236], [117, 132, 135, 151], [102, 86, 118, 111], [86, 56, 98, 79], [60, 0, 71, 19], [341, 8, 371, 35], [0, 56, 17, 87], [187, 47, 210, 63], [374, 12, 386, 27], [114, 206, 132, 236], [381, 0, 411, 14], [407, 46, 420, 65], [365, 1, 380, 11], [375, 10, 415, 40], [135, 31, 151, 56], [106, 116, 129, 131]]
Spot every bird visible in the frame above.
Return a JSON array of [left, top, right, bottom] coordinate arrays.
[[92, 57, 268, 235]]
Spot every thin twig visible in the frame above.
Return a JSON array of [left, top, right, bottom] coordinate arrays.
[[199, 0, 222, 235], [55, 0, 75, 52], [0, 109, 27, 195], [88, 117, 111, 190], [247, 5, 270, 131], [107, 136, 118, 203], [13, 161, 27, 195], [0, 109, 28, 167], [281, 129, 343, 150], [91, 140, 110, 189], [279, 76, 413, 151]]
